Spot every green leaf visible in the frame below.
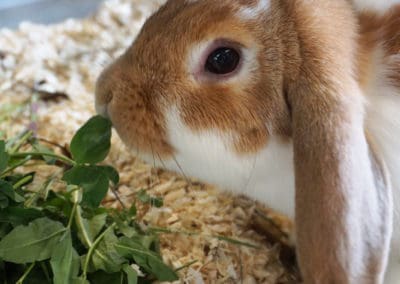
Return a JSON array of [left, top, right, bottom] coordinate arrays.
[[0, 194, 8, 209], [99, 166, 119, 185], [0, 140, 9, 173], [5, 262, 52, 284], [87, 271, 124, 284], [136, 190, 163, 208], [71, 278, 90, 284], [87, 213, 108, 240], [0, 207, 44, 226], [7, 157, 28, 169], [0, 223, 11, 238], [89, 228, 125, 273], [40, 190, 72, 217], [0, 217, 66, 263], [50, 231, 80, 284], [68, 277, 91, 284], [0, 260, 5, 281], [122, 264, 138, 284], [116, 221, 138, 239], [63, 166, 109, 208], [135, 235, 158, 251], [76, 213, 107, 248], [128, 204, 137, 217], [136, 190, 150, 204], [0, 180, 24, 203], [115, 237, 178, 281], [70, 115, 112, 164]]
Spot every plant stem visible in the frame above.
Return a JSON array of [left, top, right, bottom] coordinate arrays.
[[25, 173, 58, 208], [81, 223, 116, 280], [175, 260, 198, 272], [16, 262, 35, 284], [0, 156, 31, 178], [68, 194, 79, 229], [39, 262, 51, 283], [75, 204, 93, 248], [111, 185, 126, 209], [75, 196, 114, 281], [9, 131, 33, 154], [13, 175, 34, 189], [10, 152, 76, 166]]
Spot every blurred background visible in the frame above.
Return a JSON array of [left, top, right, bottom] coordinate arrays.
[[0, 0, 104, 28]]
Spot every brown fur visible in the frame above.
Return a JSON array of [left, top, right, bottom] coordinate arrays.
[[96, 0, 293, 156], [95, 3, 400, 156], [95, 55, 174, 156], [95, 0, 396, 282], [357, 5, 400, 90], [281, 1, 391, 282]]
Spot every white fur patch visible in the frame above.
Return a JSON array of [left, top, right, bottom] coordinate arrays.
[[352, 0, 400, 13], [364, 48, 400, 284], [187, 40, 209, 78], [385, 256, 400, 284], [237, 0, 270, 19], [157, 107, 296, 218], [95, 103, 108, 118]]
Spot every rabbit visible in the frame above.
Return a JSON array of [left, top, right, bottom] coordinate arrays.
[[95, 0, 400, 283]]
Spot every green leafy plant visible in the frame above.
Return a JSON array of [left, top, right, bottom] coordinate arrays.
[[0, 116, 179, 284]]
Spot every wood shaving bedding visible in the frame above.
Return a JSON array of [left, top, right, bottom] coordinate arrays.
[[0, 0, 297, 283]]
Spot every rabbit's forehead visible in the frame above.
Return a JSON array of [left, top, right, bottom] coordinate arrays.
[[236, 0, 271, 19], [352, 0, 400, 13], [157, 0, 271, 30], [132, 0, 272, 78], [182, 0, 271, 20]]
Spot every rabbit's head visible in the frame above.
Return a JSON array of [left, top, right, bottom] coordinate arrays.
[[95, 1, 394, 282]]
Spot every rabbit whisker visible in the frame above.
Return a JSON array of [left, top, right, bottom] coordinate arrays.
[[132, 128, 141, 168], [172, 155, 192, 186], [243, 154, 257, 194], [149, 142, 161, 188], [156, 151, 168, 170]]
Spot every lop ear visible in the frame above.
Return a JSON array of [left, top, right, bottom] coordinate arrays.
[[286, 50, 393, 284], [285, 4, 393, 283], [293, 84, 392, 284], [290, 89, 393, 282]]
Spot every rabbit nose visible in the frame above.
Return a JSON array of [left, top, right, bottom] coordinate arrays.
[[95, 98, 111, 118], [95, 68, 115, 118], [95, 88, 113, 118]]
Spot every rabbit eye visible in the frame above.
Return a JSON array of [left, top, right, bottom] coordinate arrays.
[[205, 47, 240, 75]]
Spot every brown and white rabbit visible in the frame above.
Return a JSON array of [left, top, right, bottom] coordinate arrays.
[[95, 0, 400, 283]]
